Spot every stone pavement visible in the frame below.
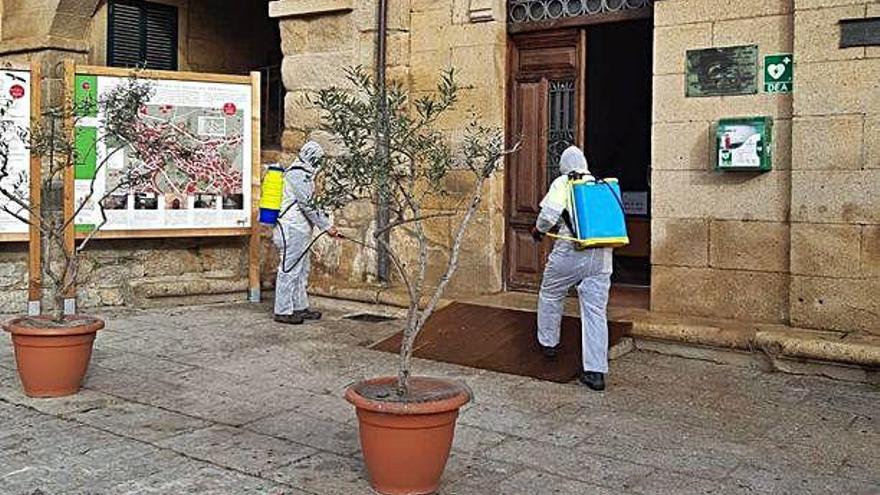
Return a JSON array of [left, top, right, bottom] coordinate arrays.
[[0, 299, 878, 495]]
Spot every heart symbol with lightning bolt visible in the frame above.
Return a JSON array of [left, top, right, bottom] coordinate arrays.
[[768, 63, 786, 80]]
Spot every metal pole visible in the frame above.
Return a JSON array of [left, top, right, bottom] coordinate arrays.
[[375, 0, 391, 282]]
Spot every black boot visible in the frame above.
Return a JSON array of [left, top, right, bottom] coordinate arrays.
[[274, 313, 304, 325], [579, 371, 606, 391], [295, 308, 322, 320], [539, 343, 560, 359]]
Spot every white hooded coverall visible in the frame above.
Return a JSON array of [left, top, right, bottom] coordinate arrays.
[[273, 141, 331, 316], [535, 146, 613, 374]]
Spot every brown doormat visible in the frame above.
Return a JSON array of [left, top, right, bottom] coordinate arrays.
[[371, 303, 630, 383]]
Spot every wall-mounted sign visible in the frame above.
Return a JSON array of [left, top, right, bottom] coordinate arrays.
[[716, 117, 773, 172], [686, 45, 758, 97], [622, 191, 649, 216], [764, 54, 793, 94], [73, 74, 254, 233], [840, 17, 880, 48], [0, 69, 31, 238]]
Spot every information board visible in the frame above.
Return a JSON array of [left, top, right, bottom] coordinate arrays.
[[73, 71, 254, 234], [0, 69, 32, 239]]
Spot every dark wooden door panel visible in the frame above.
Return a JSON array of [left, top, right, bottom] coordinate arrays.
[[505, 30, 584, 290], [519, 47, 578, 74], [511, 80, 544, 219], [507, 227, 544, 289]]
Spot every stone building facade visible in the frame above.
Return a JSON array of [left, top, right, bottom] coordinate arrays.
[[272, 0, 878, 337], [650, 0, 878, 335], [0, 0, 877, 339]]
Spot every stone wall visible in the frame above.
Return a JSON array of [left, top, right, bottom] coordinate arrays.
[[789, 0, 879, 334], [652, 0, 878, 335], [271, 0, 508, 298], [0, 0, 98, 62], [651, 0, 795, 324]]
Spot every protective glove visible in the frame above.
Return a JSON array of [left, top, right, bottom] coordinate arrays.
[[529, 225, 544, 242]]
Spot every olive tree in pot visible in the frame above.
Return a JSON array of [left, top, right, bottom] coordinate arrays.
[[309, 67, 516, 495], [0, 74, 172, 397]]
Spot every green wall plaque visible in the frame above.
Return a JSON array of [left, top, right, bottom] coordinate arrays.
[[716, 117, 773, 172], [686, 45, 758, 97]]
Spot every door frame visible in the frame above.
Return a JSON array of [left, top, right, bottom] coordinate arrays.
[[503, 29, 585, 291], [503, 13, 654, 292]]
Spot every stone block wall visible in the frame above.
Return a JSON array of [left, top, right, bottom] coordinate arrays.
[[652, 0, 879, 334], [789, 0, 880, 334], [0, 0, 63, 42], [272, 0, 508, 297], [651, 0, 795, 323]]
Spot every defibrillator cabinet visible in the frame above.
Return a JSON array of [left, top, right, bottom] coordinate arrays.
[[715, 116, 773, 172]]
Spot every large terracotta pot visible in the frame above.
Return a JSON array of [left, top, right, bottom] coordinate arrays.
[[345, 376, 471, 495], [3, 315, 104, 398]]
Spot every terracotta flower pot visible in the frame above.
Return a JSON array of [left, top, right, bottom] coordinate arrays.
[[345, 376, 472, 495], [3, 315, 104, 398]]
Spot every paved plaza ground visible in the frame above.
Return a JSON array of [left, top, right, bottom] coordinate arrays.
[[0, 299, 878, 494]]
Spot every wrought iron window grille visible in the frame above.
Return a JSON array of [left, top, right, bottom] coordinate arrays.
[[508, 0, 653, 24], [547, 79, 576, 182]]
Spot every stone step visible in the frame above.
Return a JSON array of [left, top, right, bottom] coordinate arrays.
[[628, 312, 879, 365], [128, 271, 248, 308]]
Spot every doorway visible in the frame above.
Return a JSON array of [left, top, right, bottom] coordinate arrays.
[[504, 17, 653, 291]]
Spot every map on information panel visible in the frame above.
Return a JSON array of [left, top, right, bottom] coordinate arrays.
[[73, 75, 252, 232], [0, 70, 31, 238]]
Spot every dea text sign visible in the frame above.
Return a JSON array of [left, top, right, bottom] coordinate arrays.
[[764, 54, 793, 94]]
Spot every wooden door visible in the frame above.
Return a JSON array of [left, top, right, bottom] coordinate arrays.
[[505, 30, 585, 290]]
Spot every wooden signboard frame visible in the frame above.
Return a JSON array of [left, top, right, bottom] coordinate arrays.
[[0, 63, 39, 244], [66, 63, 263, 306], [29, 62, 42, 315], [0, 62, 42, 314]]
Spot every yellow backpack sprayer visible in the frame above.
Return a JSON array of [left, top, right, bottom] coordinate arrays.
[[259, 164, 323, 273], [259, 165, 285, 225]]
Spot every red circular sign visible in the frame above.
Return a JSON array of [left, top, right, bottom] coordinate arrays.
[[9, 85, 25, 99], [81, 81, 91, 91], [223, 103, 236, 116]]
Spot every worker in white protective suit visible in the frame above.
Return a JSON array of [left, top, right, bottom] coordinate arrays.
[[530, 145, 613, 391], [273, 141, 341, 325]]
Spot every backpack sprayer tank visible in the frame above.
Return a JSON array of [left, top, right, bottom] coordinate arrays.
[[259, 165, 285, 225], [567, 177, 630, 249], [548, 172, 630, 249]]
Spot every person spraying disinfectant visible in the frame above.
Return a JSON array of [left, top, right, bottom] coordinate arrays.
[[530, 146, 617, 391], [265, 141, 341, 325]]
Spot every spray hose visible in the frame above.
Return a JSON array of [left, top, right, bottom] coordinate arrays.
[[276, 224, 380, 274]]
